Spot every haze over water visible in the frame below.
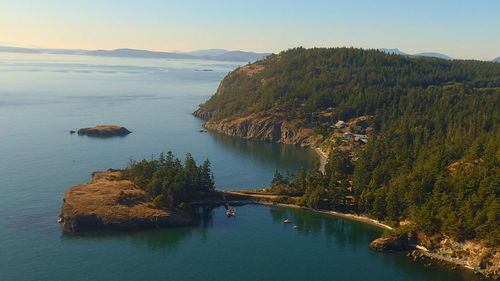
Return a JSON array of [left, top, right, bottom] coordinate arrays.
[[0, 53, 481, 281]]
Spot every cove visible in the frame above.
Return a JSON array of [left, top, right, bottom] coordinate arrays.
[[0, 53, 483, 281]]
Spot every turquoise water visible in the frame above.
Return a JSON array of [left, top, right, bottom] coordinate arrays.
[[0, 53, 481, 281]]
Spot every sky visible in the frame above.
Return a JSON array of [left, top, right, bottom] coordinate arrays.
[[0, 0, 499, 60]]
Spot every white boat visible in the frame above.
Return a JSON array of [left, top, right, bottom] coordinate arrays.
[[226, 208, 236, 217], [283, 219, 291, 223]]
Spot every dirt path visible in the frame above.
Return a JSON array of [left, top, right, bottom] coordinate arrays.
[[221, 190, 279, 199]]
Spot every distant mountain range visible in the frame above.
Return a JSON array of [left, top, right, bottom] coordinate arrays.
[[379, 48, 500, 62], [379, 48, 454, 60], [0, 45, 496, 63], [0, 46, 270, 62]]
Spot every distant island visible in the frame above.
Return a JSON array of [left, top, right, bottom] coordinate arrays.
[[77, 125, 131, 137], [193, 47, 499, 278], [0, 46, 270, 62], [59, 152, 219, 231]]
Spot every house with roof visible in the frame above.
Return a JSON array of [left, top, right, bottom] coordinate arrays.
[[335, 120, 346, 129]]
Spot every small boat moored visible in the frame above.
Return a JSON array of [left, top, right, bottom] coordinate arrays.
[[283, 219, 291, 223], [226, 208, 236, 217]]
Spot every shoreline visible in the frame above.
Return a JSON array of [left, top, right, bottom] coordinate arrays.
[[221, 191, 392, 230], [257, 201, 393, 230], [222, 192, 497, 279], [254, 202, 393, 230], [313, 146, 328, 174], [251, 200, 497, 279]]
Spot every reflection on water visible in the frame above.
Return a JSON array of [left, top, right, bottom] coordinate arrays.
[[269, 206, 375, 249], [0, 53, 484, 281], [17, 204, 482, 281], [60, 205, 219, 250], [62, 227, 198, 251], [209, 132, 319, 172], [268, 205, 483, 281]]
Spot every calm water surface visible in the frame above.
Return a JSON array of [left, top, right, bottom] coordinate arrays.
[[0, 53, 481, 281]]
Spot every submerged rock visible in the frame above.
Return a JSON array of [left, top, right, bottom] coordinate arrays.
[[77, 125, 131, 137], [59, 170, 190, 232]]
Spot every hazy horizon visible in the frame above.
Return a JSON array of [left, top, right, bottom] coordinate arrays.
[[1, 0, 499, 60]]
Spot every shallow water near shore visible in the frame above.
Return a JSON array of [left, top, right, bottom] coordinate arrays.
[[0, 53, 483, 281]]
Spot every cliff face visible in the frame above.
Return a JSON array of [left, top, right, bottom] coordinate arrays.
[[195, 110, 321, 146], [419, 237, 500, 279], [59, 170, 191, 232], [370, 232, 499, 279], [369, 235, 413, 252], [192, 108, 213, 120], [192, 58, 322, 147]]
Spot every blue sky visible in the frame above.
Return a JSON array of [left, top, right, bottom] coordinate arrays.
[[1, 0, 499, 60]]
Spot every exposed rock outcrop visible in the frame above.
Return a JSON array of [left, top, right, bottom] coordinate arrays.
[[192, 108, 213, 120], [419, 237, 499, 279], [369, 235, 413, 252], [77, 125, 131, 137], [59, 170, 191, 232], [370, 232, 500, 279], [197, 113, 321, 146]]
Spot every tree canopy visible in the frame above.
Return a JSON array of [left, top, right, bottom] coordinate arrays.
[[202, 47, 499, 244], [122, 151, 215, 209]]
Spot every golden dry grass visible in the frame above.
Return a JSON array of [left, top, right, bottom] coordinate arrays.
[[62, 171, 170, 221]]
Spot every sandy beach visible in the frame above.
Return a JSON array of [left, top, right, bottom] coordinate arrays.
[[259, 201, 393, 230], [313, 147, 328, 174], [222, 191, 393, 230]]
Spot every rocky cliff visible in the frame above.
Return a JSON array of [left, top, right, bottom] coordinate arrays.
[[417, 237, 500, 279], [194, 110, 321, 146], [369, 234, 413, 252], [59, 170, 191, 232], [192, 58, 323, 147], [370, 232, 499, 279]]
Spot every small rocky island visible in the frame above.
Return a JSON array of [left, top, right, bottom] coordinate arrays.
[[77, 125, 131, 137], [59, 170, 191, 231], [59, 152, 217, 232]]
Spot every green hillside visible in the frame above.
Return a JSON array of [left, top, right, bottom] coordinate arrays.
[[198, 47, 500, 243]]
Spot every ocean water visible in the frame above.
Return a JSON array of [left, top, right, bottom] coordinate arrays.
[[0, 53, 481, 281]]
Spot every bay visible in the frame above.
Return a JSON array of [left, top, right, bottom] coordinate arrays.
[[0, 53, 481, 281]]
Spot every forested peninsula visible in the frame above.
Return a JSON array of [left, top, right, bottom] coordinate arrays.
[[194, 47, 499, 277]]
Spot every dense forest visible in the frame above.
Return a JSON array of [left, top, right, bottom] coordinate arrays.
[[122, 152, 215, 209], [199, 47, 500, 244]]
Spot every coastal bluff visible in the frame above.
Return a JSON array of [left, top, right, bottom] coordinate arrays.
[[77, 125, 131, 137], [59, 170, 190, 232], [370, 233, 500, 279]]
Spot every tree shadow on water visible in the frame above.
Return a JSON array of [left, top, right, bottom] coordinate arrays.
[[60, 205, 219, 251]]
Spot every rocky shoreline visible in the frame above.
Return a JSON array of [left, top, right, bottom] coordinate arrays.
[[369, 233, 499, 279], [223, 191, 499, 279], [193, 109, 320, 146], [59, 170, 191, 232], [59, 170, 499, 278]]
